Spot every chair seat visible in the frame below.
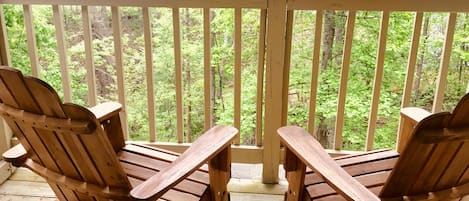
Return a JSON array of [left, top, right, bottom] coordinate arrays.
[[118, 143, 211, 201], [304, 150, 399, 200]]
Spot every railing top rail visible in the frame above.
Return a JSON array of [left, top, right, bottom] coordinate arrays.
[[1, 0, 268, 8], [288, 0, 469, 12]]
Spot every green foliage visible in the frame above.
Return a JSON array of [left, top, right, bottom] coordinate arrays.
[[3, 6, 468, 149]]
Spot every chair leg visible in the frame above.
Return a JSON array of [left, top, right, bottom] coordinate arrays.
[[284, 148, 306, 201], [209, 146, 231, 201]]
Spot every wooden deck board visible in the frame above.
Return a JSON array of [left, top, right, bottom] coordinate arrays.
[[0, 167, 286, 201]]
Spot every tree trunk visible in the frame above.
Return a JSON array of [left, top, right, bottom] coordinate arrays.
[[321, 10, 335, 70], [333, 11, 347, 66], [316, 11, 338, 148], [210, 10, 216, 127], [413, 15, 430, 102]]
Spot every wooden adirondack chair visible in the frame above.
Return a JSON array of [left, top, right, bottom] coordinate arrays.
[[0, 66, 238, 201], [279, 93, 469, 201]]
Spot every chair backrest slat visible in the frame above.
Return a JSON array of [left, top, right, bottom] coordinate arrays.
[[381, 94, 469, 197], [0, 66, 131, 199], [435, 142, 469, 190]]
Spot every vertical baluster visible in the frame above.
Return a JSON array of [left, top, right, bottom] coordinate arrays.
[[256, 9, 267, 147], [142, 7, 156, 142], [23, 5, 40, 77], [173, 8, 184, 143], [335, 11, 356, 150], [0, 5, 11, 66], [234, 8, 242, 145], [366, 11, 390, 151], [81, 6, 97, 106], [397, 12, 423, 146], [307, 10, 323, 136], [112, 6, 129, 139], [52, 5, 72, 103], [282, 10, 294, 126], [401, 12, 423, 108], [203, 8, 212, 131], [432, 13, 457, 113]]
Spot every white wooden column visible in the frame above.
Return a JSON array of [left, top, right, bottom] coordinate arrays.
[[263, 0, 287, 184]]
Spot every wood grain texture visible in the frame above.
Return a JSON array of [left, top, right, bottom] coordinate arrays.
[[0, 66, 238, 201], [287, 0, 469, 12], [279, 93, 469, 200], [2, 0, 268, 8], [130, 125, 237, 200], [334, 11, 356, 150], [382, 93, 469, 198], [278, 126, 380, 200]]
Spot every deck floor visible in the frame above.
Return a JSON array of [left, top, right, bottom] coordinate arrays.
[[0, 164, 286, 201]]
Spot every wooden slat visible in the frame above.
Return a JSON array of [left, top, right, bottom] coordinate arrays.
[[52, 5, 72, 103], [334, 11, 356, 150], [282, 10, 293, 126], [410, 141, 461, 193], [120, 163, 207, 196], [307, 171, 390, 199], [142, 7, 156, 142], [305, 157, 397, 186], [400, 12, 423, 108], [365, 11, 390, 151], [380, 113, 446, 196], [432, 13, 457, 113], [428, 143, 469, 189], [0, 69, 60, 171], [203, 8, 212, 131], [111, 6, 129, 139], [81, 6, 97, 106], [130, 125, 237, 200], [173, 8, 184, 143], [255, 9, 267, 147], [234, 8, 242, 145], [23, 4, 40, 77], [278, 126, 380, 200], [307, 10, 323, 135], [263, 0, 287, 183], [0, 72, 40, 163], [0, 5, 11, 66], [2, 0, 268, 9], [23, 158, 129, 199], [63, 105, 131, 189], [119, 151, 209, 184], [397, 12, 424, 143], [0, 104, 95, 134], [287, 0, 469, 12]]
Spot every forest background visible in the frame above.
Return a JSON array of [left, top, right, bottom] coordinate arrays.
[[3, 5, 469, 150]]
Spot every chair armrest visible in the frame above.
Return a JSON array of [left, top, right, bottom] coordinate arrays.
[[278, 126, 379, 201], [88, 102, 122, 123], [130, 125, 238, 200], [400, 107, 431, 124], [89, 102, 125, 152], [2, 144, 27, 167], [397, 107, 432, 153]]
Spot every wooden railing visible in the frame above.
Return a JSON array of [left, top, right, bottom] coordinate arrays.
[[0, 0, 468, 184]]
